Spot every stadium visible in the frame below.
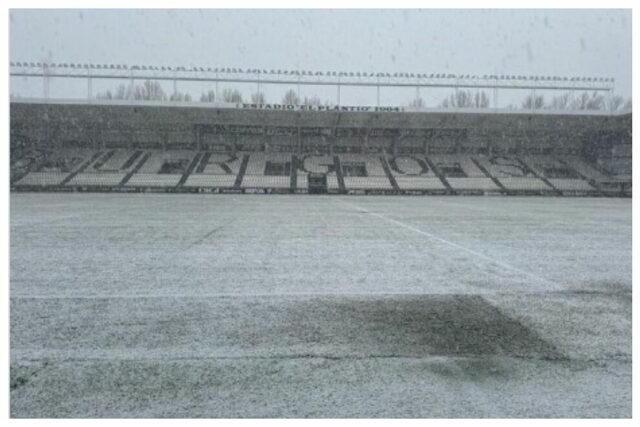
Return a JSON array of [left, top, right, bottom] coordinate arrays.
[[9, 64, 632, 197], [8, 9, 633, 419]]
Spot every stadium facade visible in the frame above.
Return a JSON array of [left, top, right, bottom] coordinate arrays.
[[10, 99, 631, 196]]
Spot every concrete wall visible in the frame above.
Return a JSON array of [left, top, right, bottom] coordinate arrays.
[[10, 101, 631, 156]]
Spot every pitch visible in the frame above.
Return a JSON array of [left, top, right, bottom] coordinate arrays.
[[10, 193, 631, 417]]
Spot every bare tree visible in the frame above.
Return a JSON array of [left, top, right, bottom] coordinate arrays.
[[200, 90, 216, 102], [302, 95, 322, 106], [251, 92, 266, 104], [586, 93, 605, 110], [114, 84, 129, 100], [282, 89, 300, 106], [607, 95, 625, 112], [522, 94, 545, 110], [222, 88, 243, 103], [170, 92, 192, 102], [623, 98, 632, 110], [97, 81, 166, 101], [474, 92, 490, 108], [571, 91, 605, 110], [571, 92, 590, 110], [409, 97, 425, 108], [439, 90, 490, 108], [547, 93, 571, 110], [133, 80, 167, 101], [96, 83, 130, 100]]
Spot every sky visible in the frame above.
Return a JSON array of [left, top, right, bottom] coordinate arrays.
[[9, 9, 632, 107]]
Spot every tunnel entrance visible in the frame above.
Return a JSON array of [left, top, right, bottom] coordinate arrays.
[[308, 173, 327, 194]]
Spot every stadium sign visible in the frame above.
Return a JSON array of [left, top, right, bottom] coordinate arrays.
[[239, 103, 404, 113]]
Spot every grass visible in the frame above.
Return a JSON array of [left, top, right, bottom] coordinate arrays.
[[10, 193, 632, 417]]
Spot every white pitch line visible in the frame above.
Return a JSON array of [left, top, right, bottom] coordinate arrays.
[[10, 291, 486, 299], [338, 199, 558, 287]]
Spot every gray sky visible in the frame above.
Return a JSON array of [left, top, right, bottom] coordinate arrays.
[[9, 9, 632, 106]]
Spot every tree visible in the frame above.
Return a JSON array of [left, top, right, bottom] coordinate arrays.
[[607, 95, 625, 112], [133, 80, 167, 101], [473, 92, 490, 108], [571, 92, 589, 110], [439, 90, 490, 108], [302, 95, 322, 106], [547, 93, 571, 110], [570, 91, 605, 110], [96, 80, 166, 101], [409, 97, 425, 108], [113, 84, 128, 100], [200, 90, 216, 102], [586, 93, 605, 110], [222, 88, 243, 103], [282, 89, 300, 106], [96, 83, 130, 100], [522, 94, 545, 110], [251, 92, 266, 104], [170, 92, 192, 102]]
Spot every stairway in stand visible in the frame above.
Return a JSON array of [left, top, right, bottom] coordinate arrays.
[[234, 154, 250, 189], [176, 152, 204, 188]]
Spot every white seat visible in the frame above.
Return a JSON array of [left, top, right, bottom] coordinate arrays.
[[446, 177, 500, 191], [549, 179, 595, 192], [183, 174, 237, 187], [125, 174, 182, 187], [68, 173, 126, 186], [497, 177, 552, 191], [394, 176, 444, 190], [343, 176, 392, 190], [15, 172, 68, 186]]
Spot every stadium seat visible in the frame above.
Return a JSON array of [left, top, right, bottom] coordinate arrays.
[[474, 155, 552, 191], [340, 154, 393, 190], [239, 152, 292, 189], [429, 154, 499, 192], [184, 153, 241, 188]]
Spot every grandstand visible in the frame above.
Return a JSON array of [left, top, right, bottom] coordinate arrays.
[[10, 100, 631, 197]]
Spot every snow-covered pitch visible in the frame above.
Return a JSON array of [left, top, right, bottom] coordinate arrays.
[[10, 193, 631, 417]]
